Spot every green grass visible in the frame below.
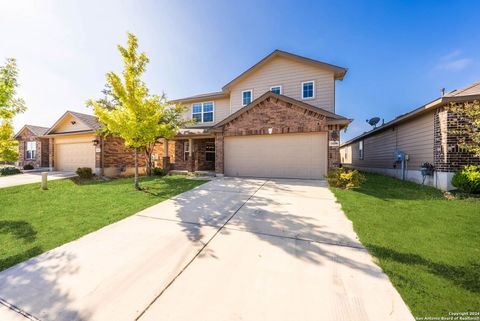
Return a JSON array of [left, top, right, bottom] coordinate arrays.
[[0, 176, 206, 272], [331, 173, 480, 317]]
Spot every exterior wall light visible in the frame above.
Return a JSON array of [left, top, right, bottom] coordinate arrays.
[[92, 139, 100, 146]]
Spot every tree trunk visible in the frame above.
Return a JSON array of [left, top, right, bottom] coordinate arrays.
[[144, 145, 153, 176], [134, 147, 139, 190]]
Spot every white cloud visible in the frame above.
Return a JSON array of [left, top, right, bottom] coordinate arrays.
[[434, 50, 472, 71]]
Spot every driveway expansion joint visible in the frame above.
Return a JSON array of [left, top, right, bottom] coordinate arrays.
[[134, 180, 269, 321], [0, 298, 42, 321]]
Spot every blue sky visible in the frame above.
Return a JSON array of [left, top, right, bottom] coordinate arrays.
[[1, 0, 479, 141]]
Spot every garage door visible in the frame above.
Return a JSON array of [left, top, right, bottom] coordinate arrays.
[[224, 133, 327, 179], [55, 143, 95, 171]]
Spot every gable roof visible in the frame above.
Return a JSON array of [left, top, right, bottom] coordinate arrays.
[[170, 91, 229, 103], [45, 110, 101, 135], [222, 50, 348, 91], [13, 125, 50, 139], [213, 91, 351, 129], [445, 81, 480, 97], [341, 81, 480, 147]]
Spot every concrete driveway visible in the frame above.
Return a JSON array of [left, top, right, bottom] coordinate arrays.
[[0, 178, 414, 321], [0, 171, 77, 189]]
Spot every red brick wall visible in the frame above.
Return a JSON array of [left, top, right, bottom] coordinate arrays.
[[103, 136, 146, 168], [434, 103, 480, 172], [217, 97, 341, 171], [16, 129, 49, 168]]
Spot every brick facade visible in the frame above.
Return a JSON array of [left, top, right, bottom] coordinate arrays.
[[216, 96, 342, 172], [434, 103, 480, 172], [16, 128, 49, 168], [171, 139, 215, 171]]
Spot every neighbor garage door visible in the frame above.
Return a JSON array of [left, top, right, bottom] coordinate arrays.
[[55, 142, 95, 171], [224, 133, 327, 179]]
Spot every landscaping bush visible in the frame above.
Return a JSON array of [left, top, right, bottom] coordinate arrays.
[[0, 167, 21, 176], [326, 167, 366, 189], [451, 165, 480, 194], [23, 164, 34, 170], [76, 167, 93, 179], [152, 167, 166, 176]]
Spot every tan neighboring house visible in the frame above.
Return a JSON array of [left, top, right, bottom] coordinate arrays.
[[340, 81, 480, 190], [15, 50, 351, 179]]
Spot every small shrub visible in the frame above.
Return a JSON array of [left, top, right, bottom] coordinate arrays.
[[0, 167, 21, 176], [76, 167, 93, 179], [23, 164, 34, 170], [326, 167, 366, 189], [152, 167, 166, 176], [451, 165, 480, 194]]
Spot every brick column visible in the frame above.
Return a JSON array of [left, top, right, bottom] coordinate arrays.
[[48, 138, 54, 171], [215, 133, 224, 176], [95, 136, 102, 176], [187, 138, 194, 172], [328, 125, 340, 171], [162, 138, 170, 171]]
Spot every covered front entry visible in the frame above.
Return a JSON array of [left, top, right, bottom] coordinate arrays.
[[224, 132, 328, 179]]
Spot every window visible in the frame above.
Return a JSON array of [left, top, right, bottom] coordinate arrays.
[[184, 141, 190, 161], [301, 81, 315, 99], [242, 90, 252, 106], [270, 86, 282, 95], [358, 140, 364, 160], [205, 141, 215, 162], [192, 102, 214, 123], [25, 141, 36, 160]]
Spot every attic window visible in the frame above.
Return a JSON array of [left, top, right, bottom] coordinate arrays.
[[70, 121, 76, 125], [242, 90, 252, 106]]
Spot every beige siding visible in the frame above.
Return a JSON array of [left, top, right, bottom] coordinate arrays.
[[181, 98, 230, 126], [229, 56, 335, 114], [343, 111, 434, 169], [51, 114, 91, 133]]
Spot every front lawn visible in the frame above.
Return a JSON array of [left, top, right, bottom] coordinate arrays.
[[0, 176, 206, 272], [331, 173, 480, 317]]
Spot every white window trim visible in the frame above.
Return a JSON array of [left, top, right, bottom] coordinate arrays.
[[191, 101, 215, 123], [183, 141, 190, 161], [301, 80, 315, 100], [25, 141, 36, 160], [358, 140, 364, 160], [241, 89, 253, 106], [270, 85, 282, 94]]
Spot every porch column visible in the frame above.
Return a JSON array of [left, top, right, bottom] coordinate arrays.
[[214, 133, 224, 176], [187, 138, 194, 172], [48, 138, 54, 171], [162, 138, 170, 171]]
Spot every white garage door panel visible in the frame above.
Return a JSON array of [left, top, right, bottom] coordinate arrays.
[[224, 133, 327, 179], [56, 143, 95, 171]]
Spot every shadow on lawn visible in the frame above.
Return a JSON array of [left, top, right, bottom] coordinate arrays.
[[0, 220, 42, 271], [366, 244, 480, 293]]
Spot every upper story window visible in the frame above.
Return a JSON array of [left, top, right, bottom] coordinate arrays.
[[192, 102, 214, 123], [301, 81, 315, 100], [242, 90, 253, 106], [270, 86, 282, 95], [26, 141, 36, 160], [358, 140, 364, 160]]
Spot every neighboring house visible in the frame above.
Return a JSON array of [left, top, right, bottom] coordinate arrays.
[[340, 81, 480, 190], [15, 50, 351, 179], [13, 125, 50, 168]]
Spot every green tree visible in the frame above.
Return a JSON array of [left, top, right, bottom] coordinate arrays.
[[0, 58, 26, 162], [87, 33, 189, 189], [447, 100, 480, 158]]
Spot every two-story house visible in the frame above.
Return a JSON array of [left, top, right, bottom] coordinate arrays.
[[15, 50, 351, 179]]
